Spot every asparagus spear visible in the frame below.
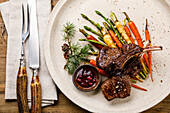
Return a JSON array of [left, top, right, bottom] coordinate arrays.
[[131, 78, 137, 83], [95, 10, 124, 44], [79, 39, 106, 46], [81, 13, 102, 31], [79, 28, 106, 49], [140, 71, 146, 79], [142, 70, 148, 78], [84, 26, 104, 42], [84, 26, 103, 37]]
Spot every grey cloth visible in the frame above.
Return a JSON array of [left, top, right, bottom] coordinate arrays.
[[1, 0, 57, 108]]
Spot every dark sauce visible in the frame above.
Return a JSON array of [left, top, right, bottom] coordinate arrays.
[[73, 65, 100, 92], [76, 68, 96, 88]]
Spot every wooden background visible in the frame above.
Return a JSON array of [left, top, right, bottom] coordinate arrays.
[[0, 0, 169, 112]]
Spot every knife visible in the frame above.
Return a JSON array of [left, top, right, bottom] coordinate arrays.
[[28, 0, 41, 112]]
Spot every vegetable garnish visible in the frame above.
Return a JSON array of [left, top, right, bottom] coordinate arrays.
[[84, 26, 104, 42], [103, 22, 123, 48], [81, 13, 102, 32], [100, 27, 117, 48], [79, 28, 104, 50], [110, 12, 131, 44], [132, 84, 147, 91], [89, 59, 108, 76], [124, 19, 135, 44], [95, 10, 125, 45], [62, 22, 97, 74], [123, 12, 150, 68], [145, 19, 153, 82]]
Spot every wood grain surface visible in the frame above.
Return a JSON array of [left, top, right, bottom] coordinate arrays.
[[0, 0, 169, 112]]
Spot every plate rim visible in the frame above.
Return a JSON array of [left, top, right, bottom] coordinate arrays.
[[44, 0, 170, 112]]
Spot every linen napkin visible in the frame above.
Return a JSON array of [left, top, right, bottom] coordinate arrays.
[[0, 2, 9, 32], [3, 0, 58, 108]]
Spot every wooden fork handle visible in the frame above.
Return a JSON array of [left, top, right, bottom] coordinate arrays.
[[31, 70, 41, 113], [17, 59, 29, 113]]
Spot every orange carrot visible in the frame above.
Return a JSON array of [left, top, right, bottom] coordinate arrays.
[[108, 30, 122, 48], [132, 84, 147, 91], [87, 35, 103, 50], [124, 25, 135, 44], [90, 59, 97, 67], [123, 12, 149, 67], [123, 12, 143, 47], [102, 22, 122, 48], [89, 59, 108, 76], [97, 69, 109, 77], [143, 54, 149, 68], [128, 21, 143, 46], [145, 19, 153, 81]]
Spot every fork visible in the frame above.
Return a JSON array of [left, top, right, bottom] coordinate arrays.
[[16, 4, 30, 113]]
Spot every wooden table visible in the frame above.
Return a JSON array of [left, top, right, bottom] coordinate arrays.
[[0, 0, 169, 112]]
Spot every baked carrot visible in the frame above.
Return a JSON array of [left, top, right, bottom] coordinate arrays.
[[103, 22, 122, 48], [79, 29, 104, 50], [124, 26, 135, 44], [89, 59, 108, 76], [110, 12, 131, 44], [132, 84, 147, 91], [145, 19, 153, 82], [123, 12, 143, 47], [97, 69, 109, 77], [89, 59, 97, 67], [124, 19, 135, 44], [95, 10, 124, 44], [101, 27, 117, 48], [143, 54, 149, 68], [123, 12, 149, 68], [103, 34, 117, 48]]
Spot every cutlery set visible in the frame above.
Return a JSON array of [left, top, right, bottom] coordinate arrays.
[[16, 0, 41, 112]]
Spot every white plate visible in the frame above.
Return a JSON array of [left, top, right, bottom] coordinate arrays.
[[44, 0, 170, 112]]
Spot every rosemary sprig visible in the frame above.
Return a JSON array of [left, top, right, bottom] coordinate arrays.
[[61, 22, 96, 74]]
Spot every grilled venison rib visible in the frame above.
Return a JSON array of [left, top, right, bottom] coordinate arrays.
[[96, 44, 143, 76], [97, 44, 162, 100]]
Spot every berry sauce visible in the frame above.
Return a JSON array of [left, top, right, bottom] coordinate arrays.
[[76, 68, 96, 88]]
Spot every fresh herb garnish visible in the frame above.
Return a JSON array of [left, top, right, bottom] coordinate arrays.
[[61, 22, 96, 74]]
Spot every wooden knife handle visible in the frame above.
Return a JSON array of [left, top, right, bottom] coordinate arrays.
[[31, 70, 41, 113], [17, 59, 29, 113]]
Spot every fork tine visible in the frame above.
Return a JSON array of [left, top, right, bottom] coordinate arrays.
[[26, 4, 30, 34], [22, 4, 25, 34]]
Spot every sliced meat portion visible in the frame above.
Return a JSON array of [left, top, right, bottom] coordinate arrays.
[[101, 75, 132, 101]]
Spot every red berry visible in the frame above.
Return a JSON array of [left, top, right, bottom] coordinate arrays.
[[76, 78, 81, 82], [92, 79, 96, 83], [89, 82, 93, 86], [87, 76, 92, 80]]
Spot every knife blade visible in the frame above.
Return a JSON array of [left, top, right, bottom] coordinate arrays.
[[28, 0, 41, 112]]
